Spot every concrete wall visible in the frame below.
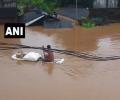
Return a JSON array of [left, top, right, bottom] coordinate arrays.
[[0, 0, 16, 8], [0, 0, 16, 23], [89, 8, 120, 21], [93, 0, 119, 8]]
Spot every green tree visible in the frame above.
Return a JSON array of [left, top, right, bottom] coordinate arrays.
[[17, 0, 57, 14]]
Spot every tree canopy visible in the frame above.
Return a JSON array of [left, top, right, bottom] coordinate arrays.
[[17, 0, 57, 13]]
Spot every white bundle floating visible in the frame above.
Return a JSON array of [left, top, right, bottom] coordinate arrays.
[[11, 52, 64, 64], [12, 52, 42, 61]]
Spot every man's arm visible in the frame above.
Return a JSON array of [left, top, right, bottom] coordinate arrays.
[[42, 46, 45, 56]]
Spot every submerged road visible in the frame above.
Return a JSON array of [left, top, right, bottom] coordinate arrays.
[[0, 23, 120, 100]]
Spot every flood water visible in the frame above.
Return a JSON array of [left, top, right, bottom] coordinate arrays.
[[0, 23, 120, 100]]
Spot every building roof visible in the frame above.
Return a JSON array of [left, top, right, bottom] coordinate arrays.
[[57, 7, 89, 20]]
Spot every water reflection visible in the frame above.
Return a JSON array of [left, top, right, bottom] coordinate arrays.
[[0, 25, 21, 58], [0, 24, 120, 100], [42, 63, 54, 75], [96, 37, 120, 56], [57, 56, 95, 79], [26, 24, 120, 79], [98, 38, 112, 48]]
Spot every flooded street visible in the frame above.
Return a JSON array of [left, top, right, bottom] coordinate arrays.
[[0, 23, 120, 100]]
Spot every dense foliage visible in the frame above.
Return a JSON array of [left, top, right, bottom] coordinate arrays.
[[17, 0, 57, 15]]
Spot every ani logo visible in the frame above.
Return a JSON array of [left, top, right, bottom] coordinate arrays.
[[4, 23, 25, 38]]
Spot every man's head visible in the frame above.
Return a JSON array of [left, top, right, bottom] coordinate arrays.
[[47, 45, 51, 49]]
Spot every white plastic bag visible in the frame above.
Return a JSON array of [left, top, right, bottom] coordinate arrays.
[[23, 52, 42, 61]]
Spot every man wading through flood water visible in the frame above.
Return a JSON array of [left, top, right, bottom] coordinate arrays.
[[42, 45, 54, 62]]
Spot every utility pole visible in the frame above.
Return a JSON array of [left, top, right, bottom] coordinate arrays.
[[0, 0, 3, 7], [119, 0, 120, 7], [76, 0, 78, 20], [106, 0, 109, 8]]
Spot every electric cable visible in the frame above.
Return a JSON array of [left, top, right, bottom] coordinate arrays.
[[0, 43, 120, 61]]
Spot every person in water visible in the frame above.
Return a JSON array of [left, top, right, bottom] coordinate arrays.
[[42, 45, 54, 62], [16, 51, 25, 58]]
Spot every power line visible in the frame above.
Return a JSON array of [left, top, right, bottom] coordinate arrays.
[[0, 43, 120, 61]]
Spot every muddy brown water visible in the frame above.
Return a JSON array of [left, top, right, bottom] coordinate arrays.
[[0, 24, 120, 100]]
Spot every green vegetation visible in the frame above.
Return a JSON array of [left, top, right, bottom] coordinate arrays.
[[31, 0, 57, 13], [81, 17, 95, 28], [17, 0, 95, 16], [17, 0, 57, 16], [17, 0, 96, 15]]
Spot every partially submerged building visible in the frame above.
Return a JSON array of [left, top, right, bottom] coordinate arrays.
[[0, 0, 17, 23], [57, 0, 120, 25], [0, 0, 119, 26], [90, 0, 120, 24], [20, 9, 72, 28]]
